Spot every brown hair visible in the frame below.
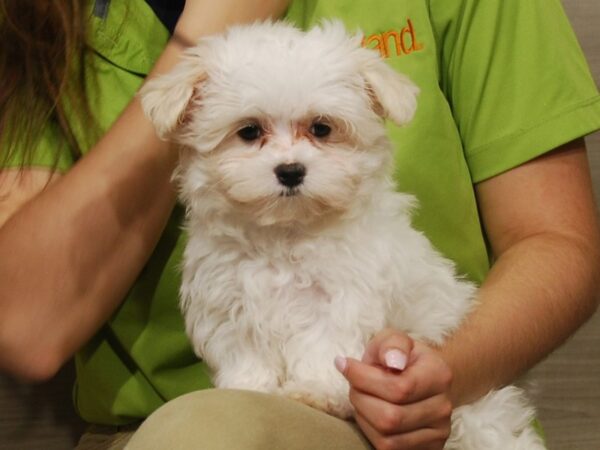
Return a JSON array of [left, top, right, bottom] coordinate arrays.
[[0, 0, 97, 169]]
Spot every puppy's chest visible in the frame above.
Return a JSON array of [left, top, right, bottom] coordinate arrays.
[[238, 256, 336, 307], [231, 240, 393, 311]]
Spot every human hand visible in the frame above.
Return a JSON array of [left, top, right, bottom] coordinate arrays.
[[335, 329, 453, 450], [175, 0, 289, 44], [148, 0, 289, 76]]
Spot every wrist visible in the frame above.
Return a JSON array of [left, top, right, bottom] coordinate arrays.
[[436, 336, 504, 408], [432, 343, 471, 408], [173, 0, 290, 44]]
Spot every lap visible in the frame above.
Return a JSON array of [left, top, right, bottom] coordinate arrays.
[[80, 389, 372, 450]]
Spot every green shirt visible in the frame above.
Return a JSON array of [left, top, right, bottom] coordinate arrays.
[[3, 0, 599, 425]]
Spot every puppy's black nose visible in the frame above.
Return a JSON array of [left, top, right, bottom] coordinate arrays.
[[274, 163, 306, 188]]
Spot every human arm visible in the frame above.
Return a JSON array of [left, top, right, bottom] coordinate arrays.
[[0, 0, 289, 382], [443, 138, 600, 405], [337, 139, 600, 449]]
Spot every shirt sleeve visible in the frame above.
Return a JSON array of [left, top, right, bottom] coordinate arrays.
[[429, 0, 600, 182]]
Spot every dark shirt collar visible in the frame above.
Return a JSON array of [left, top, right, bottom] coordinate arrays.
[[144, 0, 185, 34]]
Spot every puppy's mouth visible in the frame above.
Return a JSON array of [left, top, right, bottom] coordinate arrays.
[[279, 187, 301, 198]]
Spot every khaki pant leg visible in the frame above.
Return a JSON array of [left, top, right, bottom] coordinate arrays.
[[125, 389, 372, 450]]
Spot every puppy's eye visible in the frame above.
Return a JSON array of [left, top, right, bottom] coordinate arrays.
[[310, 122, 331, 138], [237, 124, 262, 141]]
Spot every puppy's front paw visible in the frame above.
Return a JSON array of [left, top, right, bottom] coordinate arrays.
[[214, 367, 279, 394], [280, 381, 353, 419]]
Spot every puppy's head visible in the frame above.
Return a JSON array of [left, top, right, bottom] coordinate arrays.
[[141, 21, 419, 227]]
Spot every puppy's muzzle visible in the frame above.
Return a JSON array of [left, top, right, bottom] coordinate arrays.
[[274, 163, 306, 188]]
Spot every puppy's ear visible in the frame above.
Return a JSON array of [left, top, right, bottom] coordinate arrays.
[[139, 52, 206, 139], [361, 56, 420, 126]]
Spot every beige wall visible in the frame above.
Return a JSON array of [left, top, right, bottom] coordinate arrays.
[[567, 0, 600, 202], [531, 1, 600, 449]]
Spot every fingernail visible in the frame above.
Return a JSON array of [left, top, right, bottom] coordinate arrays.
[[334, 356, 347, 373], [385, 349, 407, 370]]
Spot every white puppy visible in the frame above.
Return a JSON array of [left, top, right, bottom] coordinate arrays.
[[141, 21, 545, 450]]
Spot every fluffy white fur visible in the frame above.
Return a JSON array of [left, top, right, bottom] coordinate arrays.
[[141, 21, 546, 449]]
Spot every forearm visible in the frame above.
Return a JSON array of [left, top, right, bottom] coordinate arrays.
[[0, 60, 178, 382], [0, 0, 289, 381], [441, 230, 600, 406]]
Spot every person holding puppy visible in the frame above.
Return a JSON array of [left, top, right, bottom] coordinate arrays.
[[1, 1, 599, 450]]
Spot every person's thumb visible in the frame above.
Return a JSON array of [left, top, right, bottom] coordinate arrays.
[[362, 328, 414, 371]]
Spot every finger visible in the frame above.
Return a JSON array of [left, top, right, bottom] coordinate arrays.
[[349, 389, 453, 435], [362, 329, 414, 370], [338, 356, 450, 404], [355, 412, 449, 450], [337, 356, 406, 402], [399, 343, 453, 402]]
